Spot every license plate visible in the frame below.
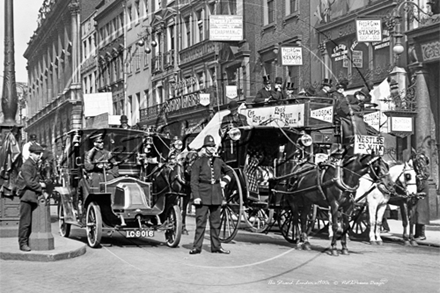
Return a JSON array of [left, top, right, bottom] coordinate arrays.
[[126, 229, 154, 238]]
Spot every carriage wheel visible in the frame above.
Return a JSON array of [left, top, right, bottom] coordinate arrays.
[[277, 209, 300, 243], [58, 202, 71, 238], [349, 204, 370, 239], [165, 205, 182, 248], [219, 168, 243, 243], [86, 202, 103, 248], [243, 205, 274, 233]]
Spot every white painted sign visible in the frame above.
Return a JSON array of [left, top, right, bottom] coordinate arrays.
[[199, 93, 210, 106], [83, 92, 113, 117], [356, 19, 382, 42], [209, 15, 243, 41], [310, 106, 333, 123], [281, 47, 303, 66], [226, 85, 237, 99], [364, 111, 380, 131], [352, 50, 363, 68], [354, 135, 385, 155], [240, 104, 305, 127], [390, 116, 413, 132]]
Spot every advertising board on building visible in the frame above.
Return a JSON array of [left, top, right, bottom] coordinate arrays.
[[226, 85, 237, 99], [352, 50, 363, 68], [209, 15, 243, 41], [280, 47, 303, 66], [199, 93, 210, 106], [356, 19, 382, 42], [240, 104, 305, 127]]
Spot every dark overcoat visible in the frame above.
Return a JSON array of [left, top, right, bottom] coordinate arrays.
[[18, 158, 42, 204], [190, 155, 233, 205], [221, 113, 249, 130], [254, 88, 274, 103]]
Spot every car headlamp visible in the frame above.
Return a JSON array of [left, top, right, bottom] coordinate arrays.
[[228, 128, 241, 141], [300, 134, 313, 147], [173, 139, 183, 150]]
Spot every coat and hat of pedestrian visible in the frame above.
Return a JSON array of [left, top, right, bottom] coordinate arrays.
[[17, 143, 45, 252], [189, 134, 234, 255]]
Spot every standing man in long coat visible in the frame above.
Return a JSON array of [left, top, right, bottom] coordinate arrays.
[[17, 144, 45, 252], [189, 135, 233, 254]]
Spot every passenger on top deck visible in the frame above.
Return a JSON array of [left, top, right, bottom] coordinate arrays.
[[284, 82, 298, 101], [254, 75, 276, 104], [316, 78, 333, 98], [272, 77, 286, 100]]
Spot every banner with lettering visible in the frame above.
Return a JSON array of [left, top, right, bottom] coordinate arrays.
[[239, 104, 305, 127], [356, 19, 382, 42], [310, 106, 333, 123]]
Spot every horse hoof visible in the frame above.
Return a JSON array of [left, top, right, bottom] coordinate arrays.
[[341, 249, 349, 255], [377, 241, 383, 246], [331, 249, 339, 256], [303, 243, 312, 251], [404, 241, 411, 246], [370, 241, 377, 245], [296, 244, 303, 250], [410, 240, 418, 247]]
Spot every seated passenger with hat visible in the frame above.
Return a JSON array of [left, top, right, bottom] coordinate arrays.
[[316, 78, 333, 98], [254, 75, 275, 104], [84, 133, 119, 187], [220, 100, 249, 136]]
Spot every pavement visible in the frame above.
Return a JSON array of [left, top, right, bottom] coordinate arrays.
[[0, 219, 86, 262], [380, 219, 440, 248]]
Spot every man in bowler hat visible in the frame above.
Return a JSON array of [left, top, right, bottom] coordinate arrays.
[[119, 115, 131, 129], [254, 75, 274, 103], [17, 144, 45, 252], [189, 135, 233, 254], [220, 100, 249, 136]]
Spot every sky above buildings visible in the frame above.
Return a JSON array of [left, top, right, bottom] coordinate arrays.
[[0, 0, 41, 83]]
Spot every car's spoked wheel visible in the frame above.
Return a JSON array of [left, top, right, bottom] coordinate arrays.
[[165, 205, 182, 248], [86, 202, 102, 248], [58, 202, 71, 238]]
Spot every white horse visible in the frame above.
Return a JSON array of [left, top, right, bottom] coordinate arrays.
[[354, 159, 418, 245]]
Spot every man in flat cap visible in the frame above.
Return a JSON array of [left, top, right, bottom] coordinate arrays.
[[17, 144, 45, 252], [22, 134, 40, 162], [84, 133, 119, 187]]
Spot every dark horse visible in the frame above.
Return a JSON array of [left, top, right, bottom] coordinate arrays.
[[272, 152, 386, 256], [170, 150, 198, 235]]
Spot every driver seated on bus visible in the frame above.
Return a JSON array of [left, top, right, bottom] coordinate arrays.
[[84, 133, 119, 188]]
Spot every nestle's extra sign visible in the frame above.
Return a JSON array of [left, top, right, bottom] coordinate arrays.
[[240, 104, 305, 127], [356, 19, 382, 42], [354, 135, 385, 155]]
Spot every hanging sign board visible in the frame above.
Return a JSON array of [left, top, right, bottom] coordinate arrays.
[[209, 15, 243, 41], [225, 85, 237, 99], [356, 19, 382, 42], [199, 93, 210, 106], [280, 47, 303, 66], [354, 135, 385, 155], [352, 50, 363, 68]]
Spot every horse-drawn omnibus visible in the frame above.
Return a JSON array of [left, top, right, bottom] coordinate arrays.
[[53, 128, 185, 248]]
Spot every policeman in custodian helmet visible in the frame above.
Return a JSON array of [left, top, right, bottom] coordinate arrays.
[[189, 135, 233, 255]]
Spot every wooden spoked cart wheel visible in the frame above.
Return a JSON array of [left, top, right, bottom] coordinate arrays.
[[276, 202, 317, 243], [219, 167, 243, 243], [349, 203, 370, 239]]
